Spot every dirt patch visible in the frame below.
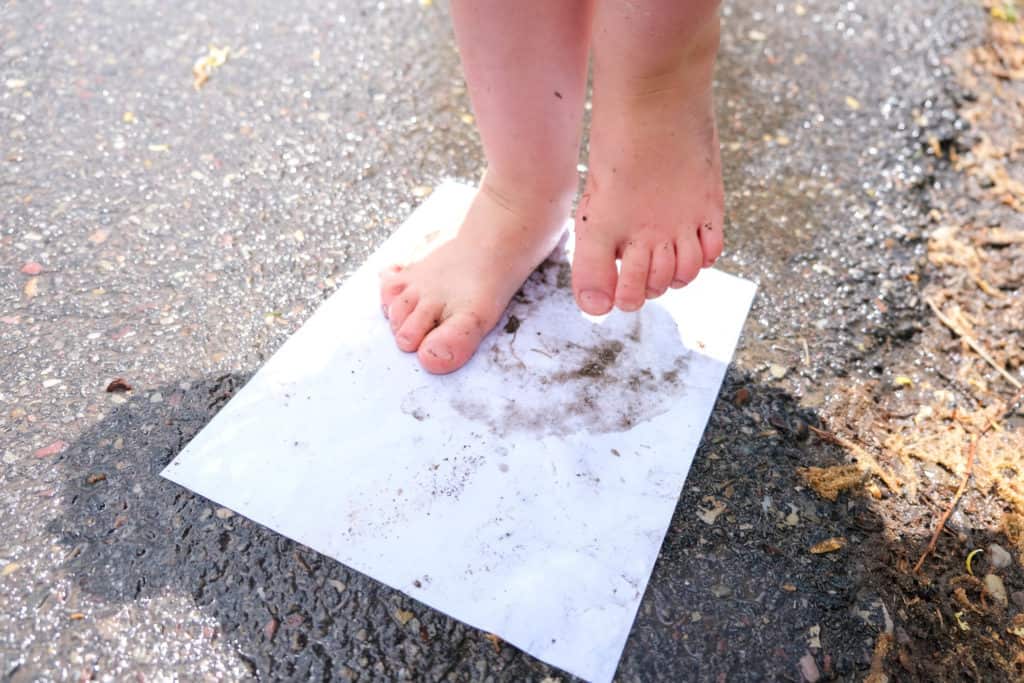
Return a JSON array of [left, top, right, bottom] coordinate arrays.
[[803, 8, 1024, 680]]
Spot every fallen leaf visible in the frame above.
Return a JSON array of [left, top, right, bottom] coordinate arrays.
[[23, 277, 39, 298], [808, 624, 821, 649], [697, 497, 727, 525], [34, 441, 68, 458], [484, 633, 502, 653], [193, 46, 231, 90], [105, 378, 132, 393], [1, 562, 20, 576], [395, 609, 414, 625], [69, 613, 85, 620], [810, 537, 847, 554], [782, 583, 797, 592], [20, 262, 43, 275]]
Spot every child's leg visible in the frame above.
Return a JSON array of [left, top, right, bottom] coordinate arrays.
[[381, 1, 594, 374], [572, 0, 724, 314]]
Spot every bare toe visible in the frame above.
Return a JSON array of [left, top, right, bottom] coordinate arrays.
[[418, 311, 489, 374], [380, 270, 407, 308], [572, 227, 617, 315], [647, 240, 676, 297], [387, 290, 419, 332], [395, 300, 444, 352], [697, 220, 723, 267], [671, 229, 703, 288], [615, 242, 651, 312]]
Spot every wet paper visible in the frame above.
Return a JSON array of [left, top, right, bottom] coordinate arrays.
[[162, 181, 757, 683]]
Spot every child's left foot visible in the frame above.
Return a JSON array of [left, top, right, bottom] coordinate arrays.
[[572, 11, 724, 315]]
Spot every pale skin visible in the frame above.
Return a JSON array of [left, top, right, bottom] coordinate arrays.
[[381, 0, 724, 374]]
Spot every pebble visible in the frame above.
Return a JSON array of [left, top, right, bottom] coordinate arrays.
[[987, 543, 1012, 570], [799, 653, 821, 682], [983, 573, 1008, 607], [214, 507, 234, 519], [149, 392, 163, 403], [711, 583, 732, 598], [769, 364, 788, 379], [1011, 591, 1024, 610]]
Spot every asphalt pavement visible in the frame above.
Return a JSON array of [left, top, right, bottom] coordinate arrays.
[[1, 0, 982, 680]]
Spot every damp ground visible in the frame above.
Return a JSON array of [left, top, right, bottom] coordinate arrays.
[[2, 0, 1022, 681]]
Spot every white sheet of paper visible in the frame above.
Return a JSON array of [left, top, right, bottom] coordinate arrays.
[[162, 181, 756, 683]]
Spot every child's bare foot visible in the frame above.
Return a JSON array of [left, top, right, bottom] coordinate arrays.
[[573, 4, 724, 315], [380, 178, 570, 374]]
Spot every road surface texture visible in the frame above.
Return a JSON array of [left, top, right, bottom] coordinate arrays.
[[7, 1, 1022, 682]]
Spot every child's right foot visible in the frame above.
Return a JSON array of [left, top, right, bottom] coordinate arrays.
[[380, 177, 571, 374], [572, 6, 724, 315]]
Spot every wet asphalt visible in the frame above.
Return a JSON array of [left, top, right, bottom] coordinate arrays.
[[1, 0, 983, 681]]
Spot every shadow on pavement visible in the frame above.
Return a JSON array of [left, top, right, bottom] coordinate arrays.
[[42, 366, 981, 682]]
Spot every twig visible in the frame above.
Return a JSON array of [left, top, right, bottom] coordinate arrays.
[[913, 386, 1024, 573], [913, 436, 978, 573], [926, 298, 1022, 390]]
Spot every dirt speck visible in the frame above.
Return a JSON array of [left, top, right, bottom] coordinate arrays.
[[503, 315, 520, 334]]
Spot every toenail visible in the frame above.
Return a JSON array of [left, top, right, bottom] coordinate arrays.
[[579, 289, 612, 312], [646, 288, 659, 299], [427, 345, 454, 362], [397, 333, 412, 347], [671, 279, 687, 288]]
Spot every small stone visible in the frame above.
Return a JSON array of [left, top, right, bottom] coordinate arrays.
[[354, 628, 368, 641], [34, 440, 68, 458], [769, 364, 788, 379], [1011, 591, 1024, 609], [395, 609, 414, 625], [149, 392, 163, 403], [799, 653, 821, 682], [1, 562, 20, 576], [42, 378, 61, 388], [6, 79, 27, 89], [263, 618, 278, 640], [734, 387, 751, 406], [711, 583, 732, 598], [983, 574, 1008, 607], [987, 543, 1012, 570], [328, 579, 347, 592], [214, 507, 234, 519], [2, 451, 17, 464]]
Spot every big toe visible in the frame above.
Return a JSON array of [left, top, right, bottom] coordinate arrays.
[[572, 230, 617, 315], [418, 311, 490, 374]]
